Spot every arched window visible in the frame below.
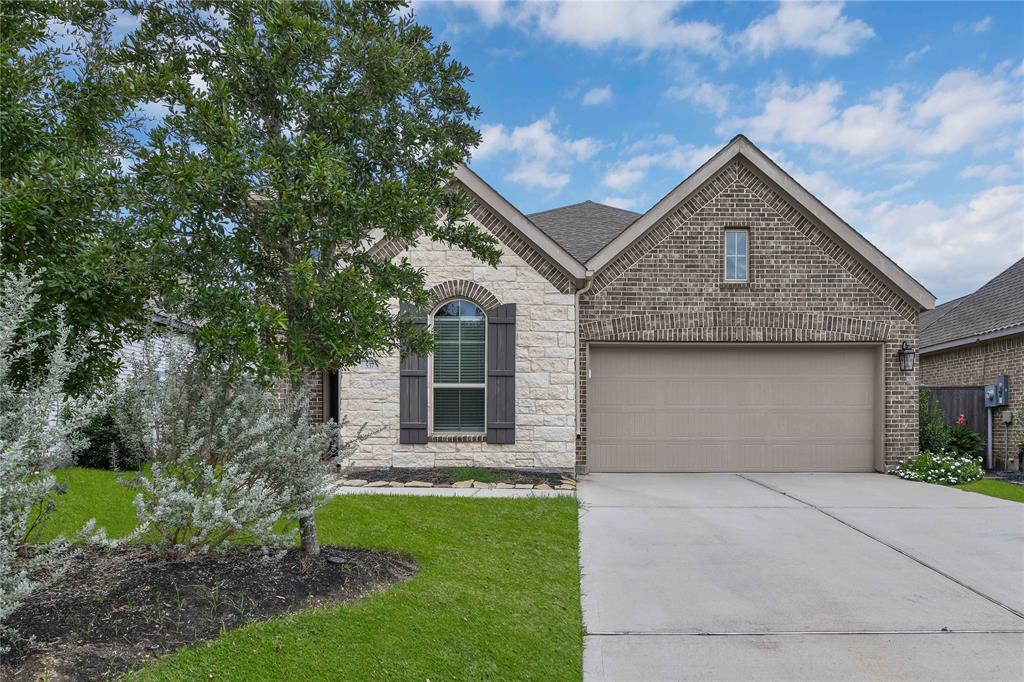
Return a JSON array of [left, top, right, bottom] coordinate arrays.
[[431, 299, 486, 433]]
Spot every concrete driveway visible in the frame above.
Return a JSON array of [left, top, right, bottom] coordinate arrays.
[[579, 473, 1024, 681]]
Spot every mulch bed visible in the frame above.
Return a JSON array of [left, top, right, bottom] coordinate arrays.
[[2, 545, 417, 681], [349, 466, 568, 486]]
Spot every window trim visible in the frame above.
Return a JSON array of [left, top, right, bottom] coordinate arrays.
[[723, 227, 749, 283], [427, 298, 487, 435]]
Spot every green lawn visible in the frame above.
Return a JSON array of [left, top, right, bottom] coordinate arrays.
[[956, 478, 1024, 503], [43, 468, 583, 680]]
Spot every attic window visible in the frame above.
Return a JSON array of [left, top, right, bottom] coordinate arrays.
[[724, 228, 748, 282]]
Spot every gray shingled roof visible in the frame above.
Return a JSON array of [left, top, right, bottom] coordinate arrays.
[[528, 200, 640, 263], [920, 258, 1024, 348]]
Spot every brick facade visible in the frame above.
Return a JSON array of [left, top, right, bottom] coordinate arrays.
[[577, 158, 921, 470], [920, 334, 1023, 469]]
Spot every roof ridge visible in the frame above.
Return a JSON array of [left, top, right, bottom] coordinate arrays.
[[920, 294, 969, 334], [528, 199, 641, 217]]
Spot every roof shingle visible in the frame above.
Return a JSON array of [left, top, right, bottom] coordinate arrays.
[[528, 200, 640, 263], [920, 258, 1024, 348]]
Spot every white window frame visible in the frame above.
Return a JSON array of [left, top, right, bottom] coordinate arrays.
[[427, 299, 487, 435], [724, 228, 749, 282]]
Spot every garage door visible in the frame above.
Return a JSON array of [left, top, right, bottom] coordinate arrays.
[[588, 345, 879, 472]]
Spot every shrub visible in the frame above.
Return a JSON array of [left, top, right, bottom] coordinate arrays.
[[919, 389, 950, 453], [75, 404, 144, 471], [0, 271, 103, 649], [947, 414, 983, 457], [891, 450, 984, 485], [116, 341, 365, 557]]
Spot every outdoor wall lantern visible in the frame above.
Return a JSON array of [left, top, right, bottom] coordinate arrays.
[[898, 342, 916, 372]]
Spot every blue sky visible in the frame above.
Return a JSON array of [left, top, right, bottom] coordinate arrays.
[[410, 1, 1024, 302]]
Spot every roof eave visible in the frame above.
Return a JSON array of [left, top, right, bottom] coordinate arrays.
[[454, 165, 588, 285], [920, 323, 1024, 355], [585, 135, 936, 312]]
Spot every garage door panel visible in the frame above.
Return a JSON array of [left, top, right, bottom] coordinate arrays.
[[589, 345, 879, 472]]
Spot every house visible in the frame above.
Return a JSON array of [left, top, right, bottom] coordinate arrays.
[[332, 135, 934, 474], [919, 258, 1024, 470]]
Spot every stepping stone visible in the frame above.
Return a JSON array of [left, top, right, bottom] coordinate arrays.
[[472, 481, 494, 489], [344, 479, 368, 487], [364, 481, 388, 488], [494, 482, 514, 489], [452, 480, 474, 488], [555, 484, 575, 490], [405, 481, 433, 488], [534, 484, 553, 491], [514, 484, 535, 490], [386, 481, 404, 487]]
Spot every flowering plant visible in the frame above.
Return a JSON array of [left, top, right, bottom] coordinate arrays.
[[947, 414, 983, 456], [890, 450, 984, 485]]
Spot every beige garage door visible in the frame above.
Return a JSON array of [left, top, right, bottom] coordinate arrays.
[[588, 345, 879, 472]]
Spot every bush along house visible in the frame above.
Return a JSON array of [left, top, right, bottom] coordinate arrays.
[[322, 135, 935, 474], [919, 258, 1023, 471]]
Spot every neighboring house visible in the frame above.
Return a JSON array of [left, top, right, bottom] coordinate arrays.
[[919, 259, 1024, 470], [334, 135, 934, 474]]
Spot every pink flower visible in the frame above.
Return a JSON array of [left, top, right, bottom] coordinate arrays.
[[956, 414, 966, 426]]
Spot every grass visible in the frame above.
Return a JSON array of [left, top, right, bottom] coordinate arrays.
[[956, 478, 1024, 503], [441, 466, 501, 483], [40, 468, 583, 680]]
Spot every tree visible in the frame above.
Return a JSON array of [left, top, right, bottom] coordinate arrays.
[[127, 0, 499, 554], [0, 1, 162, 394]]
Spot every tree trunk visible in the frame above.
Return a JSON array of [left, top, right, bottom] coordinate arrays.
[[290, 367, 321, 558], [299, 514, 320, 557]]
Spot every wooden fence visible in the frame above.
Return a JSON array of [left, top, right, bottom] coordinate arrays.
[[922, 385, 987, 452]]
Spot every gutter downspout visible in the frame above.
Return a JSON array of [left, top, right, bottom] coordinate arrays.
[[575, 271, 595, 445]]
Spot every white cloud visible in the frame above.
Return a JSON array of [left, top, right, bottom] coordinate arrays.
[[602, 142, 719, 191], [473, 115, 599, 192], [521, 1, 722, 54], [452, 0, 505, 28], [737, 2, 874, 56], [901, 45, 931, 66], [727, 67, 1024, 159], [665, 81, 731, 116], [956, 16, 992, 33], [600, 195, 645, 211], [864, 185, 1024, 300], [787, 166, 1024, 300], [961, 164, 1020, 184], [582, 86, 613, 106]]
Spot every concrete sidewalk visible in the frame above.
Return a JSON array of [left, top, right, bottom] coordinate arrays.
[[579, 473, 1024, 681], [330, 484, 574, 499]]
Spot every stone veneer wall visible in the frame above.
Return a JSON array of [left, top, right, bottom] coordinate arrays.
[[338, 212, 577, 470], [577, 158, 921, 471], [920, 334, 1023, 469]]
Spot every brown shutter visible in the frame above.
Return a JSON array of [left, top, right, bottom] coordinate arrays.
[[486, 303, 515, 444], [399, 303, 428, 444]]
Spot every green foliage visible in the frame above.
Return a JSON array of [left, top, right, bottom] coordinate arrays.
[[443, 466, 500, 483], [956, 479, 1024, 504], [947, 416, 983, 456], [75, 406, 144, 471], [891, 451, 984, 486], [918, 389, 951, 454], [0, 271, 104, 648], [126, 0, 500, 383], [39, 470, 583, 680], [113, 340, 345, 557], [1, 0, 164, 394]]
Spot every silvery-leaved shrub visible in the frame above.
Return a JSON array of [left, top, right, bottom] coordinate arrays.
[[890, 450, 984, 486], [0, 271, 103, 649], [116, 341, 353, 557]]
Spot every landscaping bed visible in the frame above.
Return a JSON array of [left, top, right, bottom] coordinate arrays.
[[338, 466, 574, 490], [2, 545, 416, 681]]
